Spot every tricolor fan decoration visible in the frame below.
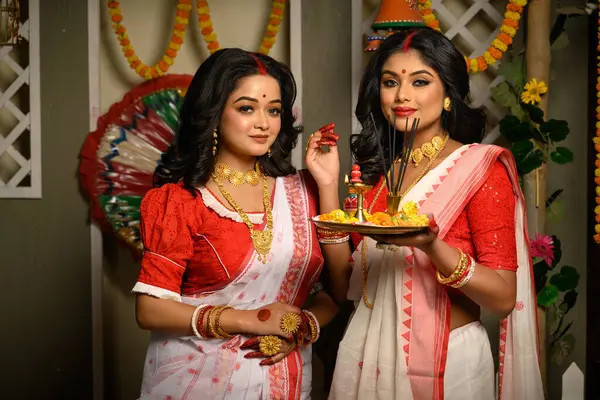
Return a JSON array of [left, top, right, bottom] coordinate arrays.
[[79, 75, 192, 254]]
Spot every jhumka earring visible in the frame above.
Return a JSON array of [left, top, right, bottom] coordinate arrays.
[[267, 148, 272, 158], [212, 130, 218, 156], [443, 97, 452, 112]]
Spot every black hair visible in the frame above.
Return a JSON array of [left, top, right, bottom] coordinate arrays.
[[154, 48, 302, 190], [352, 27, 486, 184]]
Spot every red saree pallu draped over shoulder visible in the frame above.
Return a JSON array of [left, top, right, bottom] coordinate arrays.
[[329, 144, 543, 400]]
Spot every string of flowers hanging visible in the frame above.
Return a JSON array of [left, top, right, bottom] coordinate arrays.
[[417, 0, 526, 73], [107, 0, 192, 80], [594, 0, 600, 243], [196, 0, 287, 55]]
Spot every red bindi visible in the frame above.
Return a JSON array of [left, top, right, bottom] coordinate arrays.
[[401, 69, 406, 74], [257, 309, 271, 322]]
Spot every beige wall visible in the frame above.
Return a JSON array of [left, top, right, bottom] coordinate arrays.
[[99, 1, 290, 398], [0, 0, 92, 397]]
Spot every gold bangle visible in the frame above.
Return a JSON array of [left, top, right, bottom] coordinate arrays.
[[436, 248, 468, 285], [207, 306, 219, 338], [259, 335, 282, 356], [303, 311, 319, 344], [215, 306, 233, 338]]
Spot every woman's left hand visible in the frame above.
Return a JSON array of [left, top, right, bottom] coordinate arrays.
[[241, 336, 297, 366], [369, 216, 440, 252]]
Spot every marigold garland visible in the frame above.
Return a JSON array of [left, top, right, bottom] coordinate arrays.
[[196, 0, 287, 55], [107, 0, 191, 80], [594, 1, 600, 243], [417, 0, 526, 73]]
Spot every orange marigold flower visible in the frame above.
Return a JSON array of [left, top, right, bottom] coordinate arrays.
[[199, 14, 210, 22], [269, 19, 281, 25], [176, 10, 188, 18], [174, 24, 186, 31], [503, 18, 518, 28], [477, 57, 487, 71], [507, 4, 523, 12], [124, 49, 134, 57], [111, 14, 123, 23], [166, 48, 177, 58], [197, 1, 208, 7], [208, 41, 220, 50], [428, 20, 440, 29], [172, 35, 183, 45], [498, 33, 513, 45], [108, 1, 119, 8], [158, 60, 169, 72], [272, 7, 284, 15], [115, 26, 126, 35], [489, 47, 502, 59], [202, 27, 213, 35]]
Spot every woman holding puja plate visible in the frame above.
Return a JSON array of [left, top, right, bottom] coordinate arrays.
[[132, 48, 337, 399], [306, 26, 544, 400]]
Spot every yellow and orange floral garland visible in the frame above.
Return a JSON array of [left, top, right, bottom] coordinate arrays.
[[594, 1, 600, 243], [196, 0, 287, 55], [108, 0, 191, 80], [417, 0, 526, 73]]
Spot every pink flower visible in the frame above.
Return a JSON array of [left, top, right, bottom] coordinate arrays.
[[529, 233, 554, 266]]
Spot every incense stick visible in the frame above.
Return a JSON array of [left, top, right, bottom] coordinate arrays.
[[370, 113, 391, 192]]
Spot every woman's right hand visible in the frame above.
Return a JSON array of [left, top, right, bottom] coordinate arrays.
[[305, 123, 341, 190], [238, 302, 303, 340]]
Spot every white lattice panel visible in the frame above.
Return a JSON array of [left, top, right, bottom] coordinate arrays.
[[0, 0, 41, 198], [356, 0, 508, 144], [432, 0, 506, 143]]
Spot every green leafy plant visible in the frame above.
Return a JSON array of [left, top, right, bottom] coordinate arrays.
[[531, 233, 580, 365], [490, 50, 574, 175]]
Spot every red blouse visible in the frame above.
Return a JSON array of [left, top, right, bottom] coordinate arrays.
[[352, 160, 518, 271], [135, 172, 324, 299]]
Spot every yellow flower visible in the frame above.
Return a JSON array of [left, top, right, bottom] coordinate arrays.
[[470, 59, 479, 72], [402, 201, 419, 216], [483, 52, 497, 65], [500, 25, 517, 37], [521, 79, 548, 105]]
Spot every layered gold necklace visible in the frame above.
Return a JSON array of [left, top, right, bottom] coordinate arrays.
[[213, 161, 260, 187], [406, 135, 446, 167], [211, 165, 273, 263]]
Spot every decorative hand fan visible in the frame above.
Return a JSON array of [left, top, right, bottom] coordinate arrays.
[[79, 74, 192, 255]]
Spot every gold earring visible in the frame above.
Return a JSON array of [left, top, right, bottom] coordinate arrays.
[[267, 148, 272, 158], [443, 97, 452, 112], [212, 130, 218, 156]]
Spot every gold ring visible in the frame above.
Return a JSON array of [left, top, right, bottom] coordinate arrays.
[[280, 312, 302, 335], [259, 335, 282, 356]]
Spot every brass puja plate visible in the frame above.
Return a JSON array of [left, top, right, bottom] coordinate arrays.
[[311, 216, 428, 236]]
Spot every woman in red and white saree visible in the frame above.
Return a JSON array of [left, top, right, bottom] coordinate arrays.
[[133, 48, 337, 400], [306, 29, 544, 399]]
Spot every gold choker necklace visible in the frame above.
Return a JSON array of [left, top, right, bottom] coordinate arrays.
[[213, 161, 260, 186], [408, 135, 446, 167]]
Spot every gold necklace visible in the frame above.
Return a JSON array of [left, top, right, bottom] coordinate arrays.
[[211, 169, 273, 263], [407, 135, 446, 167], [361, 134, 449, 309], [213, 161, 260, 187]]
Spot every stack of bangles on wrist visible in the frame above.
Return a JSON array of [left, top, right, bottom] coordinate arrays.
[[190, 306, 320, 348], [191, 305, 234, 339], [316, 227, 350, 245], [436, 248, 475, 289]]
